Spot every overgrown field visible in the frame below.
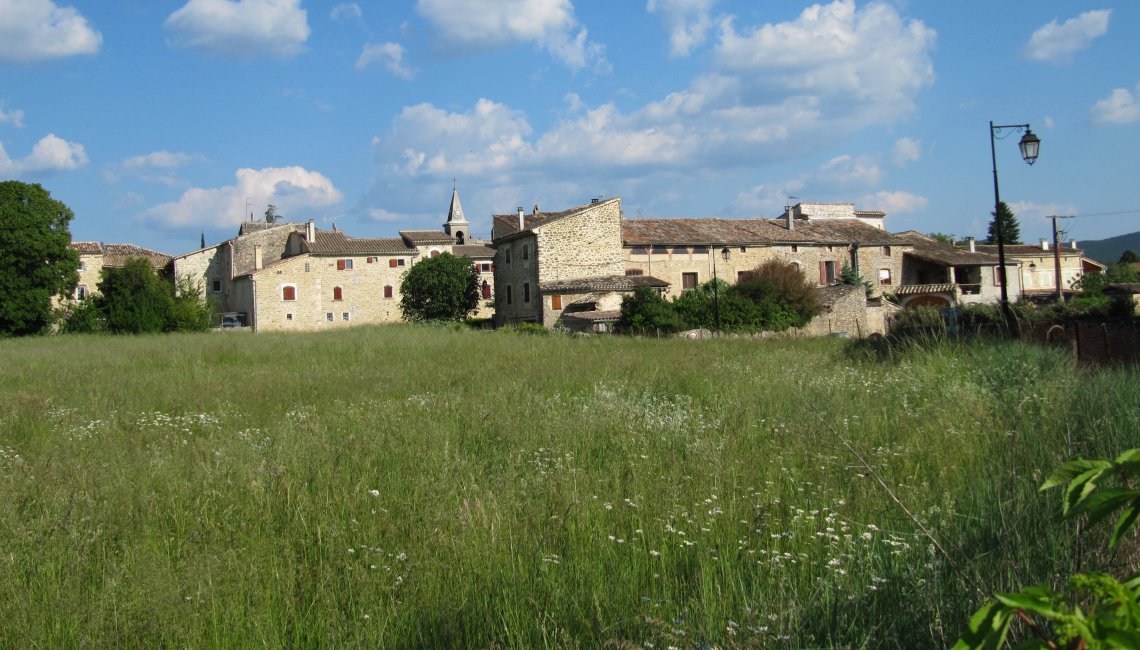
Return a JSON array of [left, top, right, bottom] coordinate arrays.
[[1, 327, 1137, 648]]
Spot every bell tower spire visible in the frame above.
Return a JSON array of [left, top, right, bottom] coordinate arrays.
[[443, 180, 470, 244]]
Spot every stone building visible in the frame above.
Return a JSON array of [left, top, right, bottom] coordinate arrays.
[[974, 240, 1105, 301], [891, 233, 1014, 309], [172, 188, 493, 331], [69, 242, 173, 300], [491, 198, 668, 328]]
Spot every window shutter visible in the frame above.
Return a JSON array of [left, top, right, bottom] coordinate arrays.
[[552, 294, 562, 310], [389, 258, 398, 268], [337, 259, 346, 270], [819, 261, 827, 285]]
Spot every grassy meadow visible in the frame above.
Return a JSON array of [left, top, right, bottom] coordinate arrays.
[[1, 326, 1138, 648]]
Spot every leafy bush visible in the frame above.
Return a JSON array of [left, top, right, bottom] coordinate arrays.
[[98, 258, 176, 334], [168, 276, 213, 332], [399, 253, 480, 322], [618, 286, 682, 334], [57, 297, 105, 334], [502, 321, 550, 336], [737, 260, 821, 327]]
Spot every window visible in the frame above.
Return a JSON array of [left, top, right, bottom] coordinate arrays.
[[682, 272, 699, 290], [304, 262, 311, 272], [506, 286, 513, 304], [480, 262, 492, 272], [740, 246, 747, 254], [791, 245, 799, 253], [76, 285, 88, 300], [398, 258, 405, 267], [737, 271, 748, 283], [342, 313, 350, 321], [282, 285, 296, 301], [286, 313, 293, 321], [879, 268, 892, 286], [506, 248, 512, 263], [327, 313, 333, 321], [522, 245, 529, 261], [994, 267, 1004, 286], [211, 279, 221, 293], [333, 286, 343, 301], [383, 285, 393, 299], [551, 294, 562, 310], [481, 280, 491, 299], [882, 246, 892, 256], [819, 261, 837, 285], [337, 259, 354, 270], [78, 261, 86, 271], [524, 283, 530, 303]]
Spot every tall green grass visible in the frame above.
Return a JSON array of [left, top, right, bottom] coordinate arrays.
[[1, 327, 1137, 647]]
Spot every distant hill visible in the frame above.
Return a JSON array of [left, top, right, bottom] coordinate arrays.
[[1077, 231, 1140, 265]]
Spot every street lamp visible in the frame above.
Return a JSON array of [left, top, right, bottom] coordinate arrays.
[[712, 246, 730, 334], [989, 121, 1040, 329]]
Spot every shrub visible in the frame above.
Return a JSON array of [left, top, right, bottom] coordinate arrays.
[[97, 258, 175, 334], [736, 260, 821, 327], [58, 297, 104, 334], [618, 286, 682, 335]]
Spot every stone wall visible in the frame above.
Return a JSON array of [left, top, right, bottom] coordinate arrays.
[[802, 284, 870, 337], [626, 243, 904, 301], [534, 199, 625, 284], [493, 233, 540, 325], [74, 253, 104, 299], [251, 253, 411, 332], [232, 223, 304, 277]]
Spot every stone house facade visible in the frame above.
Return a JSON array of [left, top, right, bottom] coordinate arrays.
[[975, 240, 1104, 300], [892, 233, 1014, 309], [68, 242, 173, 300]]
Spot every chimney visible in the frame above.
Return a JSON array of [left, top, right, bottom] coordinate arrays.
[[254, 245, 263, 271], [1070, 239, 1078, 250], [1040, 238, 1049, 251], [950, 236, 956, 246], [785, 206, 795, 231], [517, 206, 525, 231], [306, 219, 315, 243], [966, 236, 975, 253]]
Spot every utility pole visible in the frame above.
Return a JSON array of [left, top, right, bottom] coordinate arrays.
[[1050, 216, 1075, 303]]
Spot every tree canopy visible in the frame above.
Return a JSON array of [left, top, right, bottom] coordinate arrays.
[[0, 181, 79, 336], [985, 201, 1022, 245], [399, 252, 480, 322]]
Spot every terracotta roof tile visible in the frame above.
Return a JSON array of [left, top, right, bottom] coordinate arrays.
[[102, 244, 172, 269], [70, 241, 102, 254], [895, 283, 956, 295], [539, 274, 669, 293], [400, 230, 455, 245], [623, 217, 904, 246], [559, 309, 621, 323], [307, 231, 414, 256], [453, 244, 495, 258], [974, 243, 1084, 256]]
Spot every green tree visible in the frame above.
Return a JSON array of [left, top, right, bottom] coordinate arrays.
[[264, 204, 279, 223], [168, 276, 214, 332], [399, 253, 479, 322], [928, 232, 956, 245], [617, 285, 681, 334], [839, 261, 873, 297], [97, 258, 175, 334], [985, 201, 1022, 245], [0, 181, 80, 336], [736, 260, 822, 328], [1119, 250, 1138, 264]]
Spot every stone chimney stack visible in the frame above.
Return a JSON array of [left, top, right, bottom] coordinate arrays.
[[1040, 238, 1049, 251], [306, 219, 315, 243], [1071, 239, 1079, 250], [517, 206, 525, 231], [254, 245, 263, 271], [785, 206, 795, 231], [966, 236, 976, 253]]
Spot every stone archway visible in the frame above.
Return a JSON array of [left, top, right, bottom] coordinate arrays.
[[905, 295, 950, 309]]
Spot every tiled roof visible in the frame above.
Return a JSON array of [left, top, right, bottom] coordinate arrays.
[[559, 309, 622, 323], [817, 283, 865, 308], [102, 244, 172, 269], [894, 232, 1001, 266], [70, 241, 102, 254], [453, 244, 495, 259], [308, 231, 414, 255], [400, 230, 455, 245], [623, 217, 904, 246], [895, 283, 956, 295], [238, 221, 298, 236], [539, 274, 670, 293], [974, 243, 1083, 256]]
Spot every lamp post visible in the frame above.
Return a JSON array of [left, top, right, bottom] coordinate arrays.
[[989, 121, 1040, 329], [712, 245, 730, 334]]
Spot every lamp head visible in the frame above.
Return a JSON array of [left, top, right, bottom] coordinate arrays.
[[1019, 128, 1040, 165], [721, 246, 730, 261]]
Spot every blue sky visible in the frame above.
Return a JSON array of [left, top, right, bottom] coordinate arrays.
[[2, 0, 1138, 255]]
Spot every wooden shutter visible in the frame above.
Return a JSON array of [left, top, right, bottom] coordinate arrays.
[[819, 261, 827, 285], [333, 287, 342, 301], [384, 285, 393, 298], [337, 259, 346, 270], [551, 294, 562, 310], [389, 258, 398, 268]]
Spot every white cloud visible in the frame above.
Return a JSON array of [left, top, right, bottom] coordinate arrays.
[[165, 0, 310, 60], [859, 191, 927, 215], [1090, 82, 1140, 125], [0, 133, 88, 176], [713, 0, 935, 116], [0, 101, 26, 127], [1008, 200, 1078, 225], [104, 150, 205, 187], [357, 42, 415, 79], [647, 0, 716, 57], [1023, 9, 1110, 63], [820, 154, 881, 186], [892, 137, 921, 167], [330, 3, 362, 21], [144, 166, 343, 228], [0, 0, 101, 62], [415, 0, 607, 71]]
